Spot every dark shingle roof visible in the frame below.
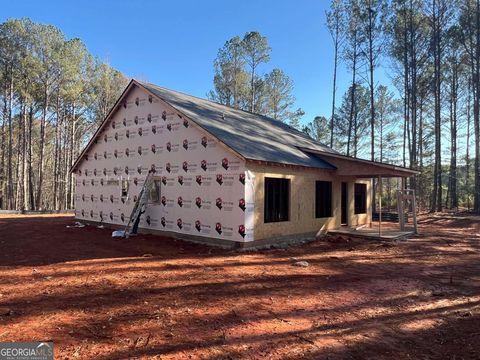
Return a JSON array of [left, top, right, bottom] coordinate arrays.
[[140, 81, 337, 170]]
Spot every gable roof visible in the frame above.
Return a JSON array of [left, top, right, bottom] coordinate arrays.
[[71, 80, 418, 177], [139, 81, 337, 170]]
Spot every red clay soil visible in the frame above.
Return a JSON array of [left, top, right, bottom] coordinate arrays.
[[0, 214, 479, 360]]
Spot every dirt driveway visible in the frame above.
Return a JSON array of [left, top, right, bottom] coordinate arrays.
[[0, 214, 479, 359]]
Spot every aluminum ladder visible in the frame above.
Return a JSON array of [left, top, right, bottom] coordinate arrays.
[[124, 171, 154, 237]]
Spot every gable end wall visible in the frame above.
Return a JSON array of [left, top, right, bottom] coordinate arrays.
[[74, 85, 253, 242]]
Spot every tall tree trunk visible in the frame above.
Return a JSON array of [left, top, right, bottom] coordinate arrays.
[[367, 1, 375, 162], [353, 101, 358, 158], [474, 0, 480, 213], [367, 0, 376, 215], [379, 111, 384, 162], [23, 103, 30, 211], [6, 69, 14, 209], [0, 66, 7, 210], [250, 63, 256, 112], [36, 83, 48, 210], [409, 0, 418, 192], [27, 105, 35, 210], [15, 102, 25, 210], [431, 0, 443, 212], [69, 104, 77, 209], [347, 33, 358, 157], [403, 15, 410, 169], [466, 76, 472, 211], [53, 94, 61, 210], [64, 107, 70, 210], [330, 23, 339, 148], [418, 97, 424, 209], [448, 58, 458, 209]]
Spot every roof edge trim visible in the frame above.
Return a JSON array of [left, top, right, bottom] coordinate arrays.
[[299, 147, 420, 175]]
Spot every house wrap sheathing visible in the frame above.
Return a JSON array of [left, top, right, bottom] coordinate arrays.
[[73, 82, 254, 242]]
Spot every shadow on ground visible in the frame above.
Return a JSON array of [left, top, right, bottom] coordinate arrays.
[[0, 214, 478, 359]]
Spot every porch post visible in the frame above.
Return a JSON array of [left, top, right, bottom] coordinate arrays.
[[378, 176, 382, 237], [398, 177, 405, 231]]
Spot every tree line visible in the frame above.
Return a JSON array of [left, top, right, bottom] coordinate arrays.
[[2, 2, 480, 215], [0, 18, 128, 211], [301, 0, 479, 213]]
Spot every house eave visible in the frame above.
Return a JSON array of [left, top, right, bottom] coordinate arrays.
[[245, 158, 337, 172], [298, 147, 419, 178]]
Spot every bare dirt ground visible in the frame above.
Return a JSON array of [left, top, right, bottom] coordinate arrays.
[[0, 214, 479, 360]]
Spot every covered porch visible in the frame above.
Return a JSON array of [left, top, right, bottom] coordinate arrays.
[[307, 149, 420, 240]]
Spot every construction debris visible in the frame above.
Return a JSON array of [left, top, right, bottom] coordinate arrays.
[[66, 222, 85, 228], [292, 261, 309, 267]]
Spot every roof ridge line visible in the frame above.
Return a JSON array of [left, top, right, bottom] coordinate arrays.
[[138, 80, 274, 119], [137, 80, 333, 150]]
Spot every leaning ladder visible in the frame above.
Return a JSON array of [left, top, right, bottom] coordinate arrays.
[[124, 172, 154, 237]]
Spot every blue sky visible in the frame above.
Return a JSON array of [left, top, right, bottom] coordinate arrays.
[[2, 0, 391, 127]]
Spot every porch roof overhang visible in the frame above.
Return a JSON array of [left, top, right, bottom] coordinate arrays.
[[299, 148, 419, 178]]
